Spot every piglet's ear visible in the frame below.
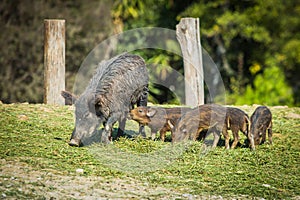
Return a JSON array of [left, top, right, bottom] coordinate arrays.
[[146, 108, 157, 117], [61, 91, 77, 105]]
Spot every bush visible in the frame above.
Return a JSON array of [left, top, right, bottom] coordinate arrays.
[[228, 64, 294, 106]]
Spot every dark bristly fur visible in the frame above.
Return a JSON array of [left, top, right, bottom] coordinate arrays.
[[129, 106, 192, 141], [250, 106, 273, 150], [62, 53, 149, 146], [170, 104, 253, 149], [170, 104, 229, 148], [225, 107, 250, 149]]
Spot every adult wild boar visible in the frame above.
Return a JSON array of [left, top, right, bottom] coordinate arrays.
[[62, 53, 149, 146], [249, 106, 272, 150], [169, 104, 229, 149], [129, 106, 192, 141], [225, 107, 250, 149]]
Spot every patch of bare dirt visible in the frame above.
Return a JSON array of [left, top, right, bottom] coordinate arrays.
[[0, 159, 199, 199], [285, 113, 300, 119]]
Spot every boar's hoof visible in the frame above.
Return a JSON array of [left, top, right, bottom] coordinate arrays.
[[69, 138, 81, 147]]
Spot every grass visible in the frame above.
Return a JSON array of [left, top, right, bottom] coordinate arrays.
[[0, 103, 299, 199]]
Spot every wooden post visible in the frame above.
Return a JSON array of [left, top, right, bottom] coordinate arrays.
[[44, 19, 65, 105], [176, 18, 204, 106]]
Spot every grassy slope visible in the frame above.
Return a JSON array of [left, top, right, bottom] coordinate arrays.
[[0, 103, 299, 199]]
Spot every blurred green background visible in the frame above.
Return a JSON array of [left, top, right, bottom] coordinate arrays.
[[0, 0, 299, 106]]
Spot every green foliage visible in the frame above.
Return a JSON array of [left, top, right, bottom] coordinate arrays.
[[228, 64, 294, 106], [283, 39, 300, 65], [1, 0, 300, 105], [1, 104, 300, 198], [178, 0, 300, 105], [0, 0, 113, 103], [112, 0, 145, 20], [112, 0, 300, 105], [111, 1, 189, 104]]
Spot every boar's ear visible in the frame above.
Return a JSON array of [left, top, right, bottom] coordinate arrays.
[[94, 94, 104, 106], [87, 94, 102, 115], [147, 108, 157, 117], [61, 91, 77, 105], [86, 94, 96, 110]]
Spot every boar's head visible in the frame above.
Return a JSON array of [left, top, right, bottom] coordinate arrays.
[[62, 91, 104, 147]]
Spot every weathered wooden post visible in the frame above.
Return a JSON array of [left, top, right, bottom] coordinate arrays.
[[44, 19, 65, 105], [176, 18, 204, 106]]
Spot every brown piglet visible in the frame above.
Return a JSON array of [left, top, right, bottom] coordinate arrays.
[[130, 106, 192, 141], [249, 106, 273, 150]]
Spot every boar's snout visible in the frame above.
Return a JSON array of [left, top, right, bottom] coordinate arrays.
[[68, 138, 81, 147]]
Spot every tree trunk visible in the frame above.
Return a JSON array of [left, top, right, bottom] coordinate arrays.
[[44, 19, 65, 105], [176, 18, 204, 106]]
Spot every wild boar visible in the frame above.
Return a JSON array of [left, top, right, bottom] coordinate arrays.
[[249, 106, 273, 150], [169, 104, 229, 149], [129, 106, 192, 141], [62, 53, 149, 146], [225, 107, 250, 149]]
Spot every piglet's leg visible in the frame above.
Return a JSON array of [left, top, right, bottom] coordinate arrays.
[[159, 126, 169, 142], [261, 128, 267, 144], [212, 131, 221, 148], [137, 85, 148, 138], [139, 125, 147, 138], [222, 127, 230, 149], [231, 127, 240, 149], [248, 133, 255, 150], [151, 131, 156, 140]]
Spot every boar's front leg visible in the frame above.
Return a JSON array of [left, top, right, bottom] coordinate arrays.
[[116, 116, 126, 138], [102, 114, 119, 144]]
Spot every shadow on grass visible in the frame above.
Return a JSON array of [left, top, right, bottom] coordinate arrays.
[[77, 128, 144, 147], [73, 127, 252, 150]]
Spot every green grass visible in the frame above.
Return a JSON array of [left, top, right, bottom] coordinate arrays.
[[0, 103, 299, 199]]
